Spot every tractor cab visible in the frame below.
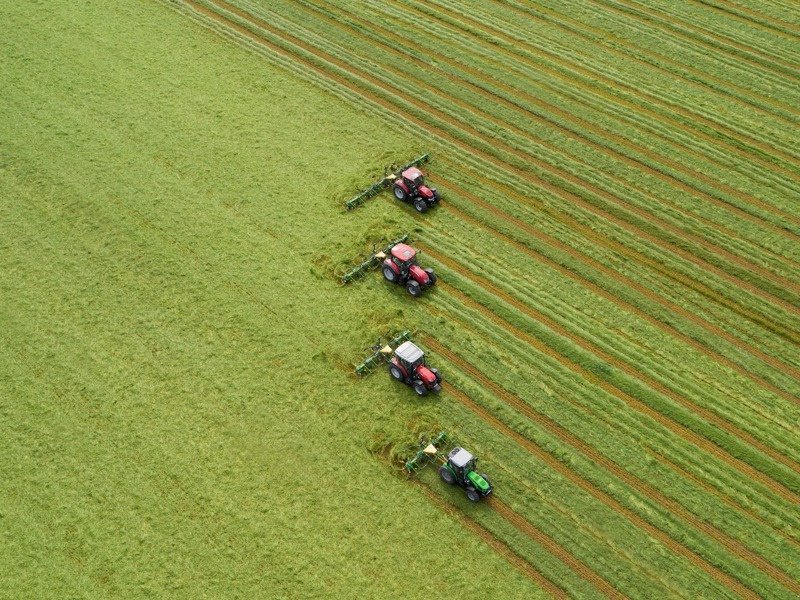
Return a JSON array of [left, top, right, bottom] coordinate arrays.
[[401, 167, 425, 191], [394, 340, 426, 371], [448, 447, 477, 478], [389, 243, 417, 271]]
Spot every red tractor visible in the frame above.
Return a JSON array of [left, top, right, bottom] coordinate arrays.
[[389, 341, 442, 396], [393, 166, 440, 212], [382, 243, 436, 297]]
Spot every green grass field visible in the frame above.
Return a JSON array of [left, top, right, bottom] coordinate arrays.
[[2, 0, 799, 598]]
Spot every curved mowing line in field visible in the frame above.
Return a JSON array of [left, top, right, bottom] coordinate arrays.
[[433, 176, 800, 405], [691, 0, 800, 37], [445, 384, 761, 600], [400, 0, 800, 171], [501, 0, 800, 122], [428, 275, 800, 506], [247, 1, 800, 320], [422, 233, 800, 476], [200, 0, 800, 332], [592, 0, 800, 77], [427, 338, 800, 594], [412, 483, 569, 598], [302, 0, 799, 243]]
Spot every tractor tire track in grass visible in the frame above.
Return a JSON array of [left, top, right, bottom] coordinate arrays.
[[195, 0, 800, 357], [426, 273, 800, 506], [426, 337, 800, 595], [219, 0, 800, 321], [412, 482, 569, 598], [499, 0, 800, 124], [650, 450, 800, 549], [487, 498, 625, 599], [444, 384, 760, 600], [397, 0, 800, 173], [592, 0, 800, 78], [297, 0, 799, 248], [432, 177, 800, 406], [421, 227, 800, 473]]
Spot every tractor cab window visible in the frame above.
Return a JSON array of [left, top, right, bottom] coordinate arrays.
[[393, 256, 414, 269]]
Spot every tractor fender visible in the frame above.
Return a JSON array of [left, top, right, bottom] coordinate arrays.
[[394, 179, 409, 193], [408, 264, 430, 285], [390, 357, 408, 378], [383, 258, 400, 274]]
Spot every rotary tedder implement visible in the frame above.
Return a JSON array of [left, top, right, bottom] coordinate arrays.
[[404, 433, 493, 502], [354, 331, 412, 376], [345, 153, 439, 211], [340, 234, 409, 284]]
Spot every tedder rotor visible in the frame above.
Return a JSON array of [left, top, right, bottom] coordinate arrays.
[[345, 153, 440, 212], [404, 433, 493, 502]]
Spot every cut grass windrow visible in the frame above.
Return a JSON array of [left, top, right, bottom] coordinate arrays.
[[696, 0, 800, 35], [424, 270, 800, 505], [202, 0, 800, 332], [444, 384, 761, 600], [431, 174, 800, 405], [411, 483, 569, 598], [592, 0, 800, 78], [498, 0, 800, 122], [426, 338, 800, 595], [245, 0, 800, 324], [297, 0, 799, 245], [420, 232, 800, 475], [399, 0, 800, 172]]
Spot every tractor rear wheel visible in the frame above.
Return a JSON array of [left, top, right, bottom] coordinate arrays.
[[413, 198, 428, 213], [466, 488, 481, 502], [413, 380, 428, 396], [439, 466, 456, 485], [406, 280, 422, 297], [383, 266, 398, 282], [389, 365, 404, 381], [393, 185, 407, 200]]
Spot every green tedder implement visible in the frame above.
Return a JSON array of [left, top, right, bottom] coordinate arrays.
[[345, 154, 430, 210], [341, 234, 409, 284], [355, 330, 411, 376]]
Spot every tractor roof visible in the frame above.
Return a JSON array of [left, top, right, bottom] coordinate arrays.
[[449, 448, 474, 468], [395, 341, 424, 364], [402, 167, 424, 181], [390, 243, 416, 261]]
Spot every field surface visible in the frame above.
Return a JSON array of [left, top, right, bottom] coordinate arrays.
[[1, 0, 799, 598]]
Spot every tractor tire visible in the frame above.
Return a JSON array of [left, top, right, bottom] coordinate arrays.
[[389, 365, 404, 381], [393, 185, 407, 201], [433, 189, 441, 202], [424, 268, 437, 285], [430, 368, 442, 383], [382, 266, 398, 283], [413, 380, 428, 396], [439, 466, 456, 485], [466, 487, 481, 502], [413, 198, 428, 213], [406, 280, 423, 297]]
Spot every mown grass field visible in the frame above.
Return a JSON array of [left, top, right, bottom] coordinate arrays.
[[2, 0, 799, 598]]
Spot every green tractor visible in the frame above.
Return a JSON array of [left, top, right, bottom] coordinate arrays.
[[404, 433, 493, 503], [438, 447, 493, 502]]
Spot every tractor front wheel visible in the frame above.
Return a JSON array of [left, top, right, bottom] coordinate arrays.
[[414, 198, 428, 213], [413, 380, 428, 396], [389, 365, 404, 381], [406, 280, 423, 297], [383, 266, 398, 283], [439, 466, 456, 485], [466, 488, 481, 502], [424, 268, 437, 286], [393, 185, 407, 201]]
